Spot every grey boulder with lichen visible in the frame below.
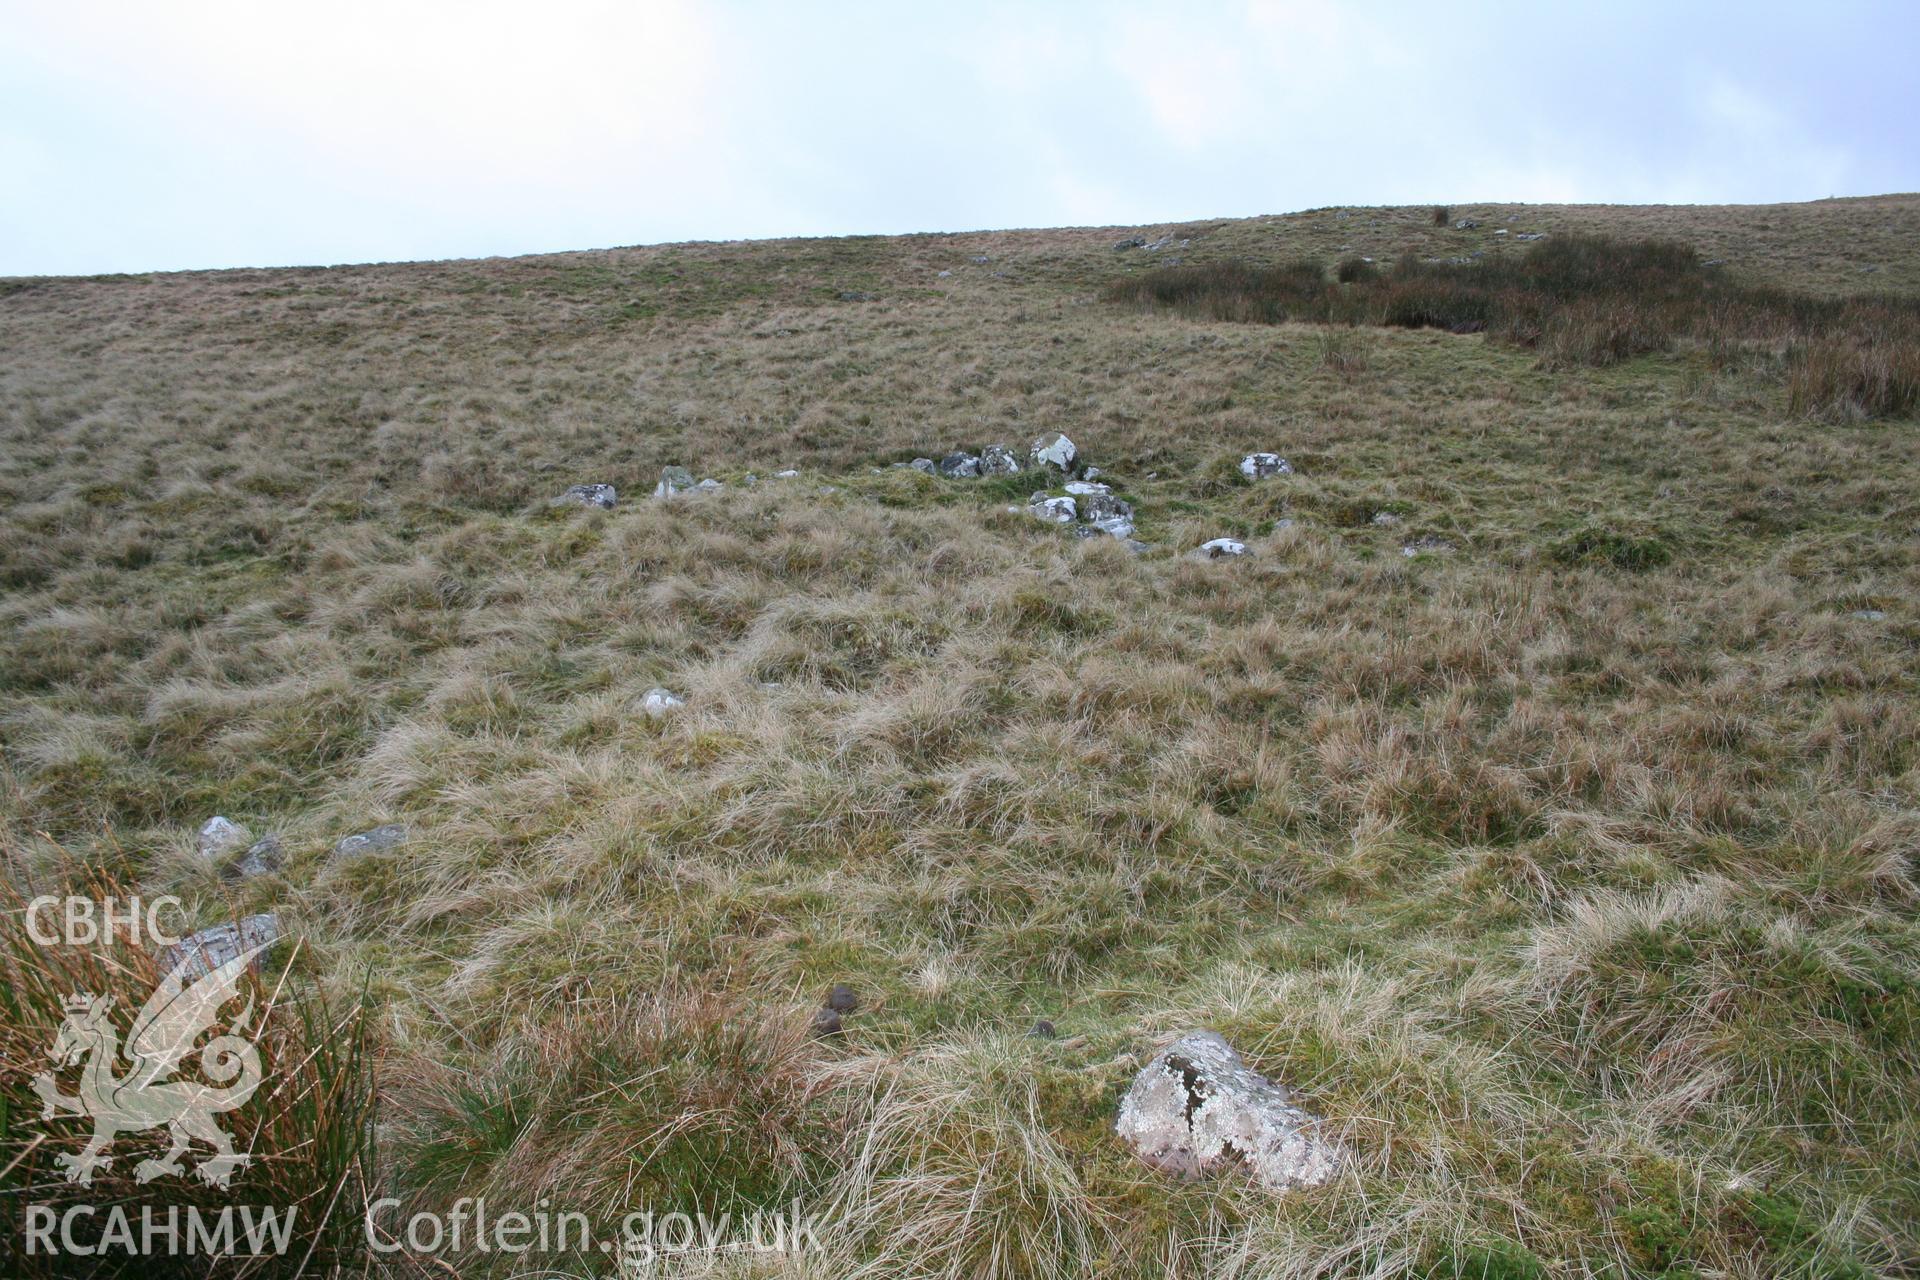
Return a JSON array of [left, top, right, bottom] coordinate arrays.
[[1116, 1030, 1341, 1192]]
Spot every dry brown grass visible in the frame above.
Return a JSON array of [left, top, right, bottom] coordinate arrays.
[[2, 195, 1918, 1277]]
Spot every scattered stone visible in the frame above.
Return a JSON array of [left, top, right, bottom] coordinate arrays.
[[641, 687, 686, 718], [936, 270, 952, 279], [969, 255, 991, 265], [980, 444, 1022, 475], [654, 466, 695, 498], [693, 478, 723, 493], [1079, 489, 1133, 525], [1030, 432, 1078, 473], [333, 824, 407, 859], [1114, 236, 1148, 251], [1083, 466, 1103, 480], [1063, 480, 1108, 496], [1193, 538, 1248, 559], [1117, 1030, 1340, 1192], [1370, 511, 1400, 527], [1454, 218, 1478, 230], [1492, 229, 1509, 237], [1515, 232, 1546, 242], [811, 1007, 844, 1038], [1401, 536, 1453, 557], [839, 290, 876, 302], [1853, 609, 1888, 621], [825, 984, 859, 1013], [557, 483, 617, 510], [1029, 1019, 1057, 1040], [908, 458, 936, 474], [774, 469, 800, 479], [226, 835, 282, 880], [1029, 495, 1078, 524], [162, 913, 282, 981], [1090, 514, 1137, 539], [938, 452, 982, 479], [1239, 453, 1293, 480], [197, 816, 250, 860]]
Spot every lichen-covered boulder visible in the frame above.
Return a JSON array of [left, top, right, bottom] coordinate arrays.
[[1116, 1030, 1341, 1192], [1193, 538, 1248, 559], [333, 824, 407, 859], [162, 913, 282, 981], [1239, 453, 1292, 480], [197, 816, 250, 860], [938, 452, 982, 479], [908, 458, 936, 474], [1030, 432, 1078, 473], [557, 483, 617, 509], [980, 444, 1021, 475], [654, 466, 695, 498]]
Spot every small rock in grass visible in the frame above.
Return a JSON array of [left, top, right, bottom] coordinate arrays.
[[774, 469, 800, 479], [825, 984, 859, 1013], [1082, 466, 1103, 480], [162, 913, 282, 981], [980, 444, 1022, 475], [334, 824, 407, 859], [557, 483, 617, 509], [1029, 495, 1077, 524], [1370, 511, 1400, 527], [654, 466, 695, 498], [225, 835, 282, 880], [938, 452, 982, 478], [1192, 538, 1248, 559], [1117, 1030, 1340, 1192], [909, 458, 936, 474], [1401, 536, 1453, 557], [197, 816, 250, 860], [1030, 432, 1078, 473], [641, 687, 686, 718], [693, 478, 723, 493], [1239, 453, 1292, 480], [811, 1007, 844, 1038], [1853, 609, 1887, 621], [1028, 1018, 1057, 1040]]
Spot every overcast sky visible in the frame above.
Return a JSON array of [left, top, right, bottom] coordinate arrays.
[[4, 0, 1917, 276]]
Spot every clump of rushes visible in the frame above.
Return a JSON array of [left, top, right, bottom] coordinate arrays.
[[1106, 232, 1920, 409], [0, 864, 376, 1280]]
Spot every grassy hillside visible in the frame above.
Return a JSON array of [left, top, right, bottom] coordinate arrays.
[[3, 197, 1919, 1277]]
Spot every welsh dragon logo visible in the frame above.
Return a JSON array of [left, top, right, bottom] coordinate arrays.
[[30, 939, 272, 1187]]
